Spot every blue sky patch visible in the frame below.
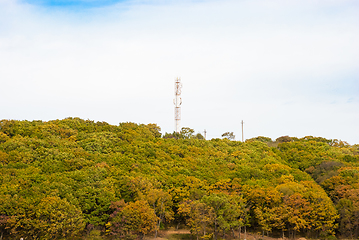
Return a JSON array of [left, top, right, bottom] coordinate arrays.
[[22, 0, 129, 8]]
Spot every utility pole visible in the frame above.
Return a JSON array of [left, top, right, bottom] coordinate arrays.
[[204, 129, 207, 140], [174, 77, 182, 133], [241, 120, 244, 142]]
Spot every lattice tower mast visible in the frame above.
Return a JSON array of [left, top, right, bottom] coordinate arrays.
[[174, 77, 182, 133]]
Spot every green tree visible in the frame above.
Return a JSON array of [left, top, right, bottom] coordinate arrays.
[[181, 127, 195, 139], [145, 124, 162, 138], [221, 132, 235, 140], [337, 198, 354, 237], [246, 136, 272, 143], [284, 193, 311, 238], [10, 196, 85, 240], [145, 188, 174, 238], [276, 136, 292, 143], [108, 200, 158, 239], [202, 193, 232, 239], [178, 200, 214, 240]]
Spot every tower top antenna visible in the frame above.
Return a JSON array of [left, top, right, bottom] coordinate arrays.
[[174, 77, 182, 133]]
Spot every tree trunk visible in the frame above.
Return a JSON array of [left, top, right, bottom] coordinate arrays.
[[139, 232, 144, 240], [155, 218, 161, 238], [244, 226, 247, 240], [214, 220, 217, 240]]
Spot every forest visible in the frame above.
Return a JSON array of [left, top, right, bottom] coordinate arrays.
[[0, 118, 358, 240]]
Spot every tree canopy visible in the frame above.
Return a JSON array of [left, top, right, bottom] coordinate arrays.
[[0, 118, 358, 239]]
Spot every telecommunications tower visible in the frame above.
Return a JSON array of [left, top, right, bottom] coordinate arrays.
[[174, 77, 182, 133]]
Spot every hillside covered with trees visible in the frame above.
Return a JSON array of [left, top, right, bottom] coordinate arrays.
[[0, 118, 358, 240]]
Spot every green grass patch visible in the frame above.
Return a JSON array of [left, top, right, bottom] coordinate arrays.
[[167, 233, 192, 240]]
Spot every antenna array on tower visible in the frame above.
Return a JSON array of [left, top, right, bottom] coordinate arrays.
[[174, 77, 182, 133]]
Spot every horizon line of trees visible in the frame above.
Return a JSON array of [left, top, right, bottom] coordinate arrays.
[[0, 118, 358, 240]]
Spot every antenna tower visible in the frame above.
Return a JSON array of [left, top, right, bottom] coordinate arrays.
[[174, 77, 182, 133]]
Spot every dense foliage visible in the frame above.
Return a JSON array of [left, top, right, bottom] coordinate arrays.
[[0, 118, 358, 239]]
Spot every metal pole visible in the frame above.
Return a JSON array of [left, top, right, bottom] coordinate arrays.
[[241, 120, 244, 142]]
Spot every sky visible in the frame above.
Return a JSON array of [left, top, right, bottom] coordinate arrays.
[[0, 0, 358, 144]]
